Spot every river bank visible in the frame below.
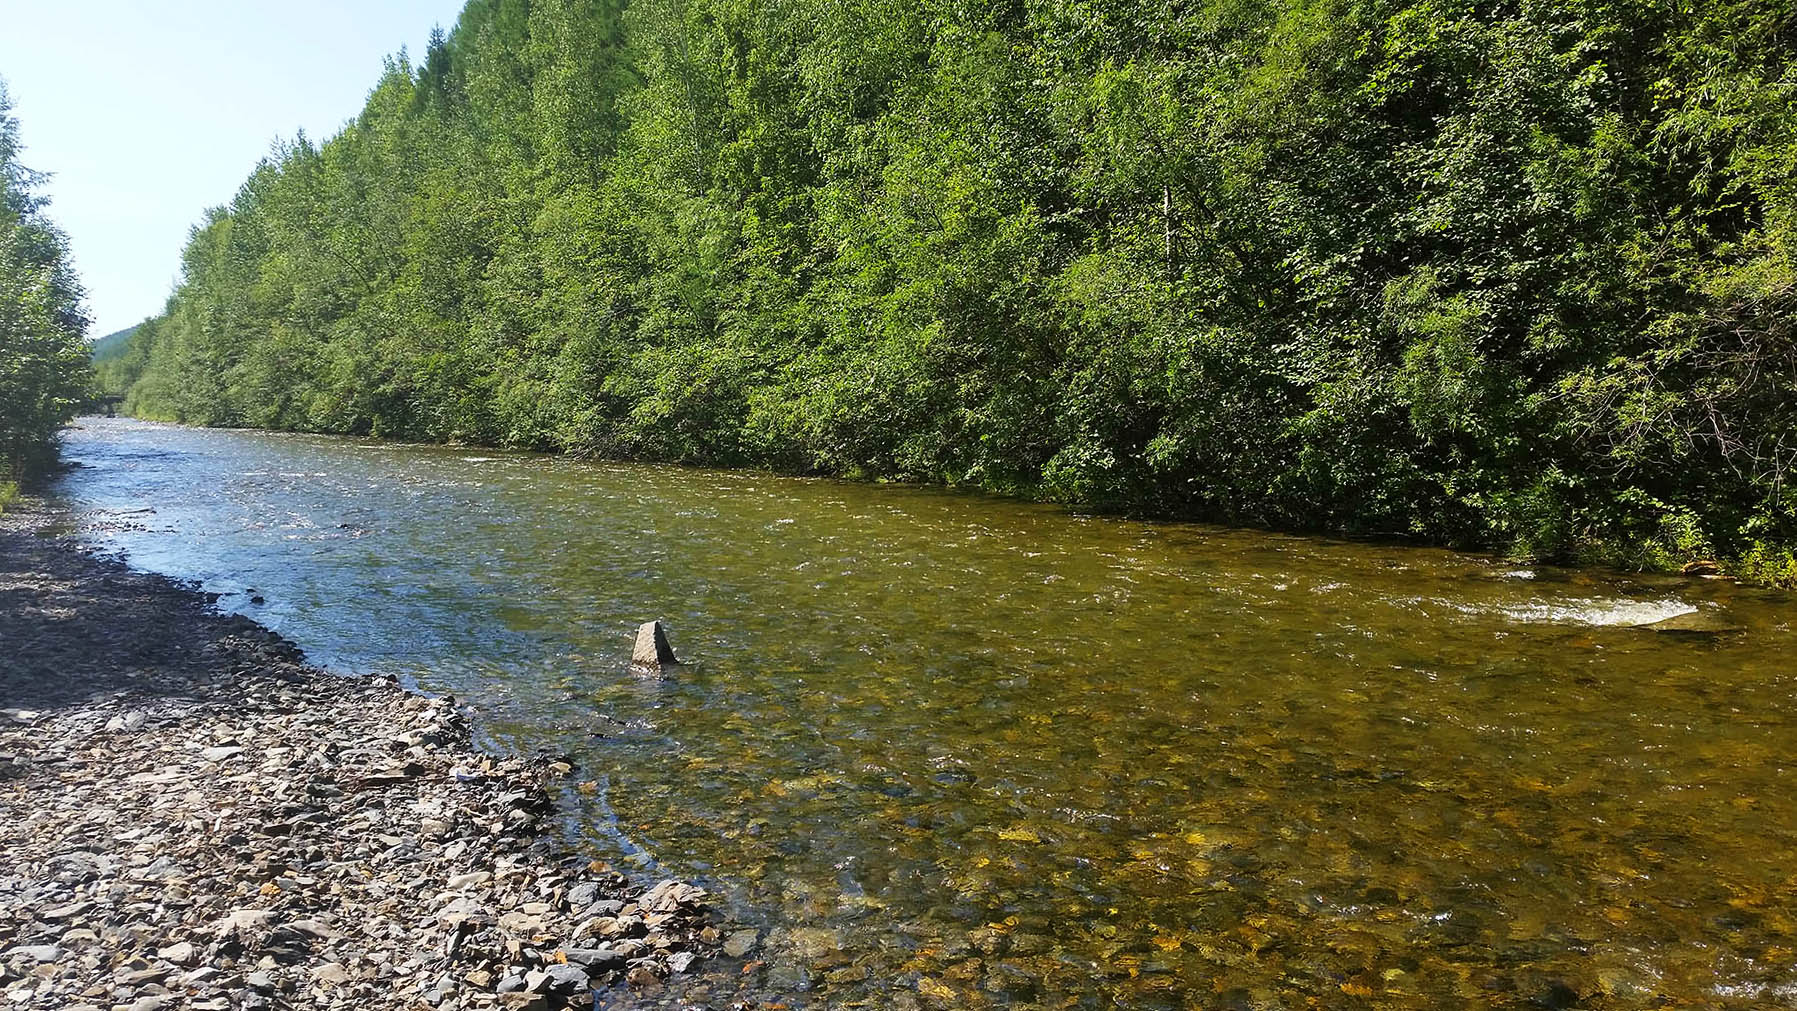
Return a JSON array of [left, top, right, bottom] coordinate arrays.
[[0, 501, 731, 1011]]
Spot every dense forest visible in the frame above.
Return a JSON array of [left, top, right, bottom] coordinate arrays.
[[89, 323, 139, 371], [107, 0, 1797, 582], [0, 78, 89, 487]]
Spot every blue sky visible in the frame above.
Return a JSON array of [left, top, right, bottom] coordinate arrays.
[[1, 0, 467, 339]]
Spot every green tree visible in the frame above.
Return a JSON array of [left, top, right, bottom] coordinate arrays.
[[0, 77, 89, 481], [112, 0, 1797, 583]]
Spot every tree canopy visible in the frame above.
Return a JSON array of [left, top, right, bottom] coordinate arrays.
[[1, 77, 89, 480], [109, 0, 1797, 582]]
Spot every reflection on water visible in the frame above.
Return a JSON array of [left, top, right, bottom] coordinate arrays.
[[54, 418, 1797, 1009]]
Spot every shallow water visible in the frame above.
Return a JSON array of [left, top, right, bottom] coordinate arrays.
[[51, 417, 1797, 1009]]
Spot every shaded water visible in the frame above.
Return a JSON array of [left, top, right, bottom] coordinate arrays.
[[50, 417, 1797, 1009]]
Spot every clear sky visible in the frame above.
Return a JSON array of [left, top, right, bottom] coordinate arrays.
[[0, 0, 467, 340]]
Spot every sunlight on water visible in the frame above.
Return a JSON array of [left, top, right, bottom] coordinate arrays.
[[1410, 594, 1702, 627], [53, 418, 1797, 1010]]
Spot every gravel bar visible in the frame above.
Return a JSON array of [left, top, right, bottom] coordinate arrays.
[[0, 508, 725, 1011]]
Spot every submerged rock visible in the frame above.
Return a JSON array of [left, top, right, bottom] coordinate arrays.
[[1637, 609, 1742, 634]]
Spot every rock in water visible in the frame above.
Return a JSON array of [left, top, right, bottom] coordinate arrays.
[[631, 620, 679, 671], [1639, 609, 1742, 635]]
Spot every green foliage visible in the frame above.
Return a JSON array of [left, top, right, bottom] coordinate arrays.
[[90, 324, 137, 362], [90, 324, 141, 395], [114, 0, 1797, 580], [0, 78, 89, 478]]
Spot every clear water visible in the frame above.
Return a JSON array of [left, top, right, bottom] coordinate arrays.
[[50, 417, 1797, 1009]]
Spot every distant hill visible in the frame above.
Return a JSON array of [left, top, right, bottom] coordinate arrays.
[[89, 324, 138, 362]]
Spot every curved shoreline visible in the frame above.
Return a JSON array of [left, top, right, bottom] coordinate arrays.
[[0, 505, 735, 1010]]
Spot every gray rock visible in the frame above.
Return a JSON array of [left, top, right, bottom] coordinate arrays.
[[107, 711, 147, 733], [559, 946, 628, 971], [566, 882, 600, 909], [6, 944, 64, 963], [630, 620, 679, 672], [541, 963, 590, 992]]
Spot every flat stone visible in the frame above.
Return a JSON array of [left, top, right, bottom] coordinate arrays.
[[496, 912, 540, 935], [311, 963, 349, 986], [216, 909, 276, 933], [541, 964, 589, 993], [722, 929, 758, 958], [437, 896, 488, 928], [597, 915, 644, 939], [640, 879, 705, 912], [1639, 609, 1743, 634], [6, 945, 64, 964], [558, 947, 628, 971]]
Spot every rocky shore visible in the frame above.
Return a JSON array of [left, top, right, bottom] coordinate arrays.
[[0, 507, 727, 1010]]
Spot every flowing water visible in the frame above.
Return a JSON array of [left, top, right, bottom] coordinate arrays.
[[46, 417, 1797, 1009]]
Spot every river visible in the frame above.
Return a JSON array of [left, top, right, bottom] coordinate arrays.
[[47, 417, 1797, 1009]]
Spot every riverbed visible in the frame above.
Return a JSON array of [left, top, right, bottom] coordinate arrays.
[[49, 417, 1797, 1009]]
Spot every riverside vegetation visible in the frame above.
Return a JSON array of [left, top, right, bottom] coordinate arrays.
[[0, 79, 88, 491], [94, 0, 1797, 583]]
